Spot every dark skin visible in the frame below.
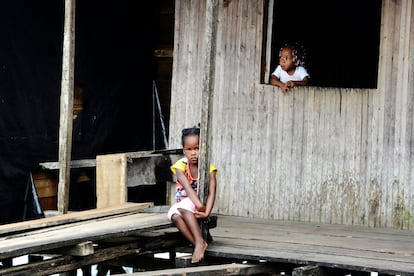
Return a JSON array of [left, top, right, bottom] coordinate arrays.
[[270, 47, 309, 93], [171, 134, 217, 263]]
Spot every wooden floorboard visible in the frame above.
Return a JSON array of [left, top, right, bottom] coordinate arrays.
[[0, 209, 171, 259], [0, 210, 413, 275], [207, 215, 414, 275], [0, 202, 153, 236]]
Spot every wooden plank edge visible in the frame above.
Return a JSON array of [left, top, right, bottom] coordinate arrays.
[[45, 241, 94, 257], [40, 159, 96, 170], [124, 263, 278, 276], [0, 202, 154, 236]]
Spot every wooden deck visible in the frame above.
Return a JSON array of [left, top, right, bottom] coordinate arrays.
[[0, 206, 413, 275], [0, 203, 182, 275], [206, 215, 414, 275]]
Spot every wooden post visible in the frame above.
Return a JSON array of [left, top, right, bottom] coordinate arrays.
[[57, 0, 76, 214], [198, 0, 218, 240], [292, 265, 320, 276], [264, 0, 274, 83]]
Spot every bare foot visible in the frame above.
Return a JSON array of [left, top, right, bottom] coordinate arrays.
[[191, 241, 208, 263]]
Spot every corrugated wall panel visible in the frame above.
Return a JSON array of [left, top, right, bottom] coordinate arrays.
[[169, 0, 206, 146], [169, 0, 414, 229]]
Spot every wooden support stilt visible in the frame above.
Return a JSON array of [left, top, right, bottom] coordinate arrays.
[[80, 265, 92, 276], [28, 255, 44, 263], [59, 270, 77, 276], [175, 255, 195, 268], [0, 258, 12, 268], [292, 265, 320, 276]]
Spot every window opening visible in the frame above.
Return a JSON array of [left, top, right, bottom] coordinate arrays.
[[263, 0, 382, 89]]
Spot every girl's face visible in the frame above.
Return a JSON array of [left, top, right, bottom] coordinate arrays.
[[279, 48, 296, 72], [183, 134, 200, 165]]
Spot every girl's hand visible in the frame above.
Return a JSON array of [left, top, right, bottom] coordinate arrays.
[[195, 205, 208, 219], [195, 211, 208, 219], [281, 81, 295, 93], [281, 83, 289, 93], [286, 80, 295, 88]]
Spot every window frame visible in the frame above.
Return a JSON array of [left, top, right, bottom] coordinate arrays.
[[262, 0, 382, 89]]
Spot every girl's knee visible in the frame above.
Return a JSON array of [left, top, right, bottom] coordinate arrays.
[[171, 213, 180, 222]]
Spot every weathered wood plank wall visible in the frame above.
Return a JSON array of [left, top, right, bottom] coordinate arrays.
[[169, 0, 414, 229]]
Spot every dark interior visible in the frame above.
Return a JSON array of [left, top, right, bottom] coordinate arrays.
[[0, 0, 174, 223], [269, 0, 382, 88]]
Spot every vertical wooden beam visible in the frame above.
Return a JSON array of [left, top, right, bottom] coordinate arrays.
[[198, 0, 218, 205], [198, 0, 218, 240], [264, 0, 274, 83], [58, 0, 76, 214]]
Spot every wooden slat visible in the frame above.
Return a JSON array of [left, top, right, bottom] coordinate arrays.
[[40, 159, 96, 170], [96, 153, 128, 208], [49, 241, 94, 256], [0, 202, 153, 236], [39, 150, 181, 170], [0, 212, 170, 259], [128, 263, 277, 276]]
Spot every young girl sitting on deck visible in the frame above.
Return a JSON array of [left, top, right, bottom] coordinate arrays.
[[167, 126, 218, 263]]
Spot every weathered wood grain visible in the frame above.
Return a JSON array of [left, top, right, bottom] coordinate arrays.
[[0, 212, 171, 260], [0, 231, 185, 276], [0, 202, 153, 236], [96, 153, 128, 208], [207, 215, 414, 275], [1, 213, 413, 275], [57, 0, 76, 214], [127, 263, 278, 276], [169, 0, 414, 229]]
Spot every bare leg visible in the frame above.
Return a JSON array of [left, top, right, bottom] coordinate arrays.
[[179, 209, 208, 263], [171, 213, 195, 244]]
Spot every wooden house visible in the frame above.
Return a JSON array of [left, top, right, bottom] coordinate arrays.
[[168, 0, 414, 230], [1, 1, 414, 274]]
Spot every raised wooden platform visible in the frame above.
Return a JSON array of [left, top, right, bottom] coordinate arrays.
[[0, 203, 182, 275], [206, 215, 414, 275], [0, 207, 413, 275]]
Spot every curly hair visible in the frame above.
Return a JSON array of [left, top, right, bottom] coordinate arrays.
[[278, 42, 307, 68]]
